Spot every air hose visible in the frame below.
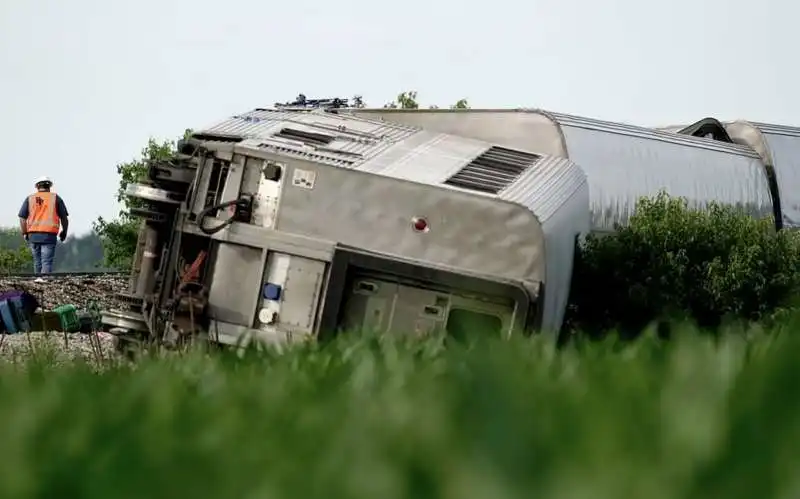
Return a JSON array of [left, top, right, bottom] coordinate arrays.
[[196, 196, 253, 235]]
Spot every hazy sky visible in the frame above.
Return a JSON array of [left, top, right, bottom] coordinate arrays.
[[1, 0, 796, 235]]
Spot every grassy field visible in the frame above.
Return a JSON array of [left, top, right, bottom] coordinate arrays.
[[0, 318, 799, 499]]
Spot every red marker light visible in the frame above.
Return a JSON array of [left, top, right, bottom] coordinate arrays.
[[412, 217, 429, 232]]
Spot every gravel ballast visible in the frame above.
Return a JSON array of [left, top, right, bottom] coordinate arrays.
[[0, 275, 129, 365], [0, 331, 118, 366], [0, 275, 128, 311]]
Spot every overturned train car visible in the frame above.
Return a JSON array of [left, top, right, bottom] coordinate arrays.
[[100, 109, 589, 348], [661, 117, 800, 230], [340, 108, 775, 233]]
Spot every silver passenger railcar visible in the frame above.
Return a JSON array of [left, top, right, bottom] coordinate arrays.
[[101, 107, 589, 349], [341, 108, 775, 234], [661, 117, 800, 229]]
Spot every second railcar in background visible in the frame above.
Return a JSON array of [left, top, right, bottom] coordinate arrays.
[[662, 117, 800, 230], [339, 108, 776, 234]]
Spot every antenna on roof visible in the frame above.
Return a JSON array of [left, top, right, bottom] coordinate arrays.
[[274, 94, 350, 110]]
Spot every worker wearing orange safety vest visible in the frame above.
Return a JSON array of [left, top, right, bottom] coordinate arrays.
[[17, 176, 69, 280]]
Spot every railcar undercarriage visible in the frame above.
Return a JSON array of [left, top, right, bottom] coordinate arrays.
[[101, 138, 228, 352]]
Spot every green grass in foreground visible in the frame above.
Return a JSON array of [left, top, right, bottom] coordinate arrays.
[[1, 319, 800, 499]]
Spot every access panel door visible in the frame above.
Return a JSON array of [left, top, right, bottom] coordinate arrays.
[[339, 278, 399, 334], [318, 245, 533, 340], [339, 275, 515, 338]]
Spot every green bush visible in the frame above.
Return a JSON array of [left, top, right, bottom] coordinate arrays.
[[0, 246, 33, 273], [565, 192, 800, 339], [0, 228, 33, 273]]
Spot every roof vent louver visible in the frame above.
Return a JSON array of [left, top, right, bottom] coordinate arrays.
[[444, 146, 540, 194], [273, 128, 334, 147]]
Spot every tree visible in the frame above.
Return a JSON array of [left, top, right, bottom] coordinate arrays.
[[381, 91, 470, 110], [0, 227, 106, 272], [383, 91, 419, 109], [0, 228, 32, 273], [53, 232, 107, 271]]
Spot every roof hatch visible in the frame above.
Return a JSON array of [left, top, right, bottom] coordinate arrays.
[[444, 146, 540, 194]]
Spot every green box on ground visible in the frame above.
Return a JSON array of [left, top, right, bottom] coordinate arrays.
[[53, 305, 80, 333]]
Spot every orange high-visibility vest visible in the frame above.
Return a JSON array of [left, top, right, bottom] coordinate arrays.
[[26, 192, 60, 234]]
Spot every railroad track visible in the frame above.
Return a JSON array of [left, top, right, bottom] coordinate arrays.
[[0, 271, 129, 278]]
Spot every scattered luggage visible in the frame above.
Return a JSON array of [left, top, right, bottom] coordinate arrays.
[[53, 305, 80, 333], [0, 287, 100, 334], [0, 290, 39, 334], [0, 299, 17, 334]]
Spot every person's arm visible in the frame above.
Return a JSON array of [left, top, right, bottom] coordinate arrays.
[[56, 195, 69, 237], [18, 199, 28, 239]]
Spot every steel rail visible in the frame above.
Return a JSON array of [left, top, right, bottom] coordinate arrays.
[[0, 271, 128, 278]]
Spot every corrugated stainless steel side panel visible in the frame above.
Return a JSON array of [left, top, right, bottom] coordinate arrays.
[[559, 124, 774, 232], [546, 110, 762, 158], [665, 119, 800, 229], [500, 156, 589, 332], [500, 156, 586, 224], [723, 120, 799, 228], [749, 122, 800, 138], [759, 128, 800, 228], [344, 108, 761, 157]]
